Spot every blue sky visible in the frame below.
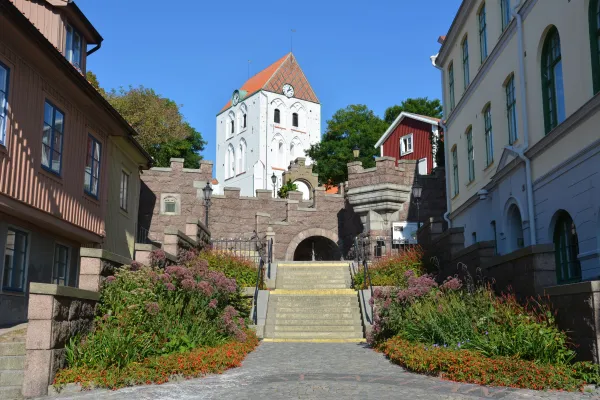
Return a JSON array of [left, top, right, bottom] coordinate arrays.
[[77, 0, 461, 165]]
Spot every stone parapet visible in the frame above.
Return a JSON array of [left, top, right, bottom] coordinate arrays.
[[22, 283, 99, 398], [78, 248, 132, 292], [545, 281, 600, 362]]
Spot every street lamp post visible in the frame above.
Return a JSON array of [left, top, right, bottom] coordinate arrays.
[[202, 181, 213, 228], [412, 181, 423, 229], [271, 172, 277, 198], [352, 145, 360, 159]]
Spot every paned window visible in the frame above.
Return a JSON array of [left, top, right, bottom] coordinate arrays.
[[501, 0, 511, 31], [542, 28, 566, 134], [554, 212, 582, 284], [2, 228, 28, 292], [0, 62, 9, 145], [448, 63, 455, 111], [462, 37, 470, 89], [478, 4, 488, 62], [53, 244, 69, 286], [505, 75, 518, 144], [164, 197, 176, 213], [484, 105, 493, 166], [42, 101, 64, 175], [466, 128, 475, 182], [274, 109, 281, 124], [451, 147, 459, 197], [120, 170, 129, 211], [84, 136, 101, 197], [589, 0, 600, 93], [243, 113, 247, 128], [66, 24, 83, 69], [400, 133, 413, 156], [292, 112, 299, 127]]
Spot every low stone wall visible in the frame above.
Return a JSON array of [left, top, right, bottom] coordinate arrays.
[[544, 281, 600, 362], [78, 248, 132, 292], [482, 244, 556, 298], [22, 283, 100, 398]]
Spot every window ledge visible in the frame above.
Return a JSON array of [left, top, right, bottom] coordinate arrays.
[[39, 167, 63, 183], [274, 125, 287, 130], [451, 193, 460, 201], [83, 191, 100, 204], [239, 128, 247, 134], [483, 161, 495, 172], [119, 208, 130, 219], [226, 136, 235, 141], [236, 171, 246, 177], [400, 150, 414, 157], [0, 144, 7, 155], [466, 179, 476, 187], [224, 176, 235, 181], [1, 290, 25, 297], [291, 128, 306, 134]]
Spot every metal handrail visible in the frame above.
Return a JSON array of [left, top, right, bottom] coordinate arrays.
[[354, 236, 374, 324], [251, 257, 264, 325], [267, 238, 273, 279], [363, 258, 374, 323]]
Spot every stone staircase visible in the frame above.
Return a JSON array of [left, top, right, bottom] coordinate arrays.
[[264, 262, 364, 342], [0, 327, 26, 400]]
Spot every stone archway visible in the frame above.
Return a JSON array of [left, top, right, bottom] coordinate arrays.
[[285, 228, 339, 261]]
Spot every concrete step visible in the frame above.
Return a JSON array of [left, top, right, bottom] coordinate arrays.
[[0, 342, 25, 357], [274, 313, 359, 320], [0, 385, 23, 399], [273, 318, 362, 326], [272, 331, 364, 339], [278, 284, 350, 289], [0, 370, 24, 386], [279, 276, 349, 281], [272, 298, 357, 305], [274, 325, 363, 332], [0, 356, 25, 370], [273, 306, 357, 313]]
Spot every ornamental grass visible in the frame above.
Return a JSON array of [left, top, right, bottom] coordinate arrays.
[[353, 247, 425, 289]]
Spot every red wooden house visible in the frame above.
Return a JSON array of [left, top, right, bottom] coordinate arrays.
[[374, 112, 441, 175]]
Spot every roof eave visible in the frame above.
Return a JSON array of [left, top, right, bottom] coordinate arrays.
[[2, 0, 150, 166], [374, 112, 439, 148]]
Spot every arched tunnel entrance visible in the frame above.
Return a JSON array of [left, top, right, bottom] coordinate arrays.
[[293, 236, 341, 261]]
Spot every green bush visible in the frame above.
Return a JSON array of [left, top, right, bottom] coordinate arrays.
[[353, 247, 424, 289], [372, 272, 576, 365], [200, 250, 263, 288], [66, 259, 248, 370]]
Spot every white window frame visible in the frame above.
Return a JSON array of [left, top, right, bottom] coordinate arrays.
[[0, 61, 9, 146], [400, 133, 414, 156], [65, 24, 83, 70], [52, 243, 70, 286], [120, 168, 130, 212], [2, 226, 30, 293], [417, 157, 427, 175]]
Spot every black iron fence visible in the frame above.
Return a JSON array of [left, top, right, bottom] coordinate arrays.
[[135, 224, 158, 245], [352, 235, 417, 262], [210, 235, 265, 265]]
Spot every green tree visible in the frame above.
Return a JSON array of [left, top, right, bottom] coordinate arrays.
[[277, 180, 298, 199], [87, 71, 205, 168], [384, 97, 442, 125], [307, 104, 388, 185]]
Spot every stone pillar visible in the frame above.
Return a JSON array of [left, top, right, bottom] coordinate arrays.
[[163, 227, 179, 256], [22, 283, 99, 398], [78, 249, 132, 292], [185, 217, 199, 240]]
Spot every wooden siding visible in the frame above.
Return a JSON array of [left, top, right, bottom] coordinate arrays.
[[0, 21, 107, 238], [381, 118, 434, 174], [103, 137, 141, 258], [9, 0, 66, 53]]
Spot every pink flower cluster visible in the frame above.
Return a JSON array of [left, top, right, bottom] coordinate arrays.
[[145, 302, 160, 315], [150, 249, 167, 268], [207, 271, 237, 294], [177, 248, 198, 264], [395, 272, 438, 302], [221, 305, 247, 342], [441, 276, 462, 291]]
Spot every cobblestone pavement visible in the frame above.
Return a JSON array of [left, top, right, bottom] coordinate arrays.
[[48, 343, 597, 400]]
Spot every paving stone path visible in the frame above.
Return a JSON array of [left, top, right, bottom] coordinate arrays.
[[48, 342, 597, 400]]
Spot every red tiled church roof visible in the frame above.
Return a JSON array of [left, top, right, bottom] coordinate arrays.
[[220, 53, 319, 113]]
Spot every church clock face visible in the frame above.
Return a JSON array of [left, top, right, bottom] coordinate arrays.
[[282, 84, 295, 98], [232, 90, 240, 106]]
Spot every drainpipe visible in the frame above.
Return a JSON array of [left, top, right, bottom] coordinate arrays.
[[431, 54, 452, 228], [261, 91, 269, 190], [86, 42, 101, 57], [510, 5, 537, 246]]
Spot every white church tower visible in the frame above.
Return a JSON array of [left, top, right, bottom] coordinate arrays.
[[215, 53, 321, 197]]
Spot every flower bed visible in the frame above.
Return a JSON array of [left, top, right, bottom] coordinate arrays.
[[54, 332, 258, 390], [58, 255, 254, 388], [369, 269, 600, 391], [353, 247, 424, 289], [200, 250, 264, 288], [378, 337, 599, 391]]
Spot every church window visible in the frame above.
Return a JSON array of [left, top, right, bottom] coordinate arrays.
[[292, 112, 299, 127], [230, 120, 234, 134], [274, 109, 281, 124], [243, 113, 247, 128]]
